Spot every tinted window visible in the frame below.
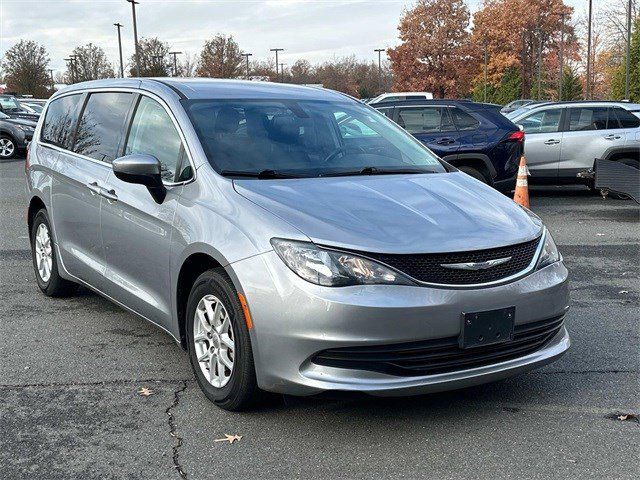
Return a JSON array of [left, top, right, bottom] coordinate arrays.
[[185, 99, 445, 177], [376, 107, 393, 118], [74, 92, 134, 162], [40, 94, 84, 148], [397, 107, 455, 133], [613, 108, 640, 128], [125, 96, 187, 182], [520, 109, 562, 133], [451, 107, 480, 131], [567, 107, 614, 131]]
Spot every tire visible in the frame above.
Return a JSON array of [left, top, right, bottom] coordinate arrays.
[[0, 135, 17, 159], [186, 269, 260, 411], [31, 209, 78, 297], [608, 158, 639, 200], [459, 166, 489, 184]]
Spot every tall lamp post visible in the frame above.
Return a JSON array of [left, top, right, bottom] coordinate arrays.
[[586, 0, 593, 99], [114, 22, 125, 78], [483, 44, 488, 103], [374, 48, 385, 91], [270, 48, 284, 77], [625, 0, 632, 99], [48, 69, 55, 89], [279, 63, 287, 83], [241, 52, 252, 79], [169, 51, 182, 76], [126, 0, 141, 77], [557, 11, 566, 101]]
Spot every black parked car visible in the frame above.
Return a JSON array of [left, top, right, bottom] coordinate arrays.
[[372, 99, 524, 191], [0, 111, 36, 159], [0, 95, 41, 121]]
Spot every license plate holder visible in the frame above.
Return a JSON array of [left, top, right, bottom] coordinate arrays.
[[460, 307, 515, 349]]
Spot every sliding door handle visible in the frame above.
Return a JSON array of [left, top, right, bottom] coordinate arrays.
[[544, 139, 561, 145], [86, 181, 101, 196], [100, 188, 118, 203]]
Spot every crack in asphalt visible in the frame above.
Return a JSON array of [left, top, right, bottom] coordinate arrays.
[[531, 369, 637, 375], [167, 381, 188, 480], [0, 378, 193, 389]]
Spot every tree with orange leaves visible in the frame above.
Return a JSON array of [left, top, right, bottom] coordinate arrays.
[[388, 0, 476, 98]]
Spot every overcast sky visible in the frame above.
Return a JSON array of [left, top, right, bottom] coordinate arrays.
[[0, 0, 605, 75]]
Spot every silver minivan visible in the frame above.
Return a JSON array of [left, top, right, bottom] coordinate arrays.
[[27, 79, 570, 410], [510, 101, 640, 182]]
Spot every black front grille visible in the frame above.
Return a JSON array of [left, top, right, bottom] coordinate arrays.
[[312, 315, 564, 377], [358, 236, 541, 285]]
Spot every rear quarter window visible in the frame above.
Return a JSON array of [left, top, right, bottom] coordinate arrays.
[[613, 108, 640, 128], [40, 94, 84, 148]]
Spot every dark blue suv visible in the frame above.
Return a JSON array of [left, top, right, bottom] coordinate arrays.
[[373, 99, 524, 191]]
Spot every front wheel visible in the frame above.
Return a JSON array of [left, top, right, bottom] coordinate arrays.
[[0, 135, 17, 159], [186, 269, 260, 411]]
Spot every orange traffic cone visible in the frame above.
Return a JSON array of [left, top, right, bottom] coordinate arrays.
[[513, 156, 530, 208]]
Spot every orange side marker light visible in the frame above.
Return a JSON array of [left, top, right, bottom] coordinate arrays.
[[237, 293, 253, 330]]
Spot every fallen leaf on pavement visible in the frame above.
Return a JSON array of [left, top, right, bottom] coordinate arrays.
[[138, 387, 155, 397], [618, 290, 629, 294], [617, 413, 638, 422], [214, 434, 242, 444]]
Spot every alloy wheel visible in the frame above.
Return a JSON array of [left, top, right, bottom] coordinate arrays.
[[34, 223, 53, 282], [0, 138, 15, 158], [193, 294, 235, 388]]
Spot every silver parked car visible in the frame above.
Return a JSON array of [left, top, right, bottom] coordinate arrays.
[[510, 101, 640, 183], [27, 79, 570, 410]]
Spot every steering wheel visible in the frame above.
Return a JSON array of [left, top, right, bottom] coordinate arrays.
[[322, 145, 367, 164]]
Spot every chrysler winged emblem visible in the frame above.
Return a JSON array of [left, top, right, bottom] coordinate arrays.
[[440, 257, 511, 271]]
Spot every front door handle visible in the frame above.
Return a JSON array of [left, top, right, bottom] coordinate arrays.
[[544, 139, 561, 145], [436, 138, 455, 145], [604, 134, 621, 140], [86, 181, 102, 196], [100, 188, 118, 203]]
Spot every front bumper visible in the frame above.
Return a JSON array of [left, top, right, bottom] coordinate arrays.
[[231, 251, 570, 396]]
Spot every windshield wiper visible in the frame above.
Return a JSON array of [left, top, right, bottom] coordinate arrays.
[[322, 166, 439, 177], [220, 169, 301, 179]]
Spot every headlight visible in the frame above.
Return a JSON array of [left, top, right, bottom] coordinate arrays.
[[271, 238, 414, 287], [536, 230, 561, 270]]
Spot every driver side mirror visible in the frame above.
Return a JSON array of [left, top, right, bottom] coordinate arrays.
[[112, 154, 167, 204]]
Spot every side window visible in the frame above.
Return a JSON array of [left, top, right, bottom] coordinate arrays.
[[376, 107, 393, 118], [612, 107, 640, 129], [520, 109, 562, 134], [125, 96, 187, 182], [74, 92, 135, 162], [451, 107, 480, 131], [397, 107, 455, 134], [40, 94, 84, 148], [567, 107, 613, 131]]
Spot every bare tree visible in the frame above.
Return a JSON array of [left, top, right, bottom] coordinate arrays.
[[196, 35, 243, 78], [128, 37, 170, 77], [2, 40, 51, 96], [177, 52, 198, 77], [66, 43, 114, 83]]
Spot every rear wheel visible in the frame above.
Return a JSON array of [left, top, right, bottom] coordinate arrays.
[[459, 166, 489, 184], [186, 269, 260, 411], [31, 209, 78, 297], [0, 135, 17, 159]]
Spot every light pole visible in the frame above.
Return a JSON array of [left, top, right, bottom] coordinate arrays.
[[537, 32, 544, 100], [557, 11, 566, 101], [270, 48, 284, 76], [483, 44, 488, 103], [48, 69, 54, 89], [241, 52, 252, 79], [374, 48, 385, 91], [625, 0, 632, 99], [586, 0, 592, 99], [279, 63, 287, 82], [152, 54, 164, 74], [126, 0, 140, 77], [169, 51, 182, 76], [114, 23, 125, 78]]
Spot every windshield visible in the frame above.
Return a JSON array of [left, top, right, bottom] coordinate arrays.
[[0, 96, 22, 112], [184, 99, 445, 178]]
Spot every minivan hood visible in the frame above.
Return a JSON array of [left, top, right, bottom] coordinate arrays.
[[234, 172, 542, 254]]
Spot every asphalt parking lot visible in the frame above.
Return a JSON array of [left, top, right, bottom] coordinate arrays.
[[1, 155, 638, 480]]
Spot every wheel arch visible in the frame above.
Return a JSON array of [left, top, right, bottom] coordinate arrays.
[[174, 247, 245, 350], [445, 153, 496, 183], [27, 195, 47, 238]]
